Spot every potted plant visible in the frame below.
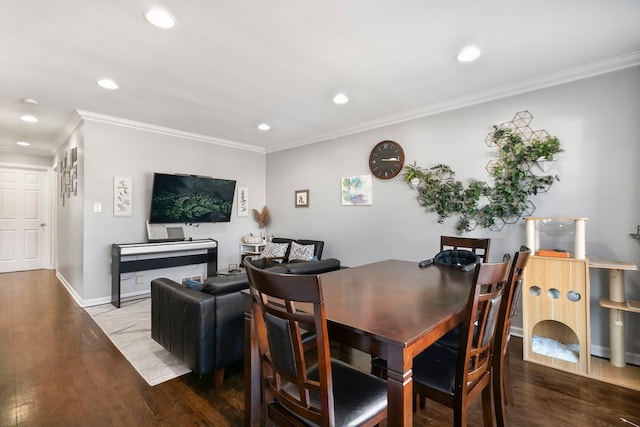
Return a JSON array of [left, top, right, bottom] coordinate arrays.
[[251, 206, 271, 242], [525, 135, 563, 172], [402, 162, 423, 189]]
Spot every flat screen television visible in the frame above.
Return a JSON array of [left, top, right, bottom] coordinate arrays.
[[149, 173, 236, 224]]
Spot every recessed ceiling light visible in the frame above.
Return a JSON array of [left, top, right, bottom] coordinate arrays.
[[20, 114, 38, 123], [17, 141, 30, 146], [22, 98, 39, 105], [332, 93, 349, 104], [257, 123, 271, 131], [144, 9, 176, 29], [456, 46, 481, 62], [97, 78, 119, 90]]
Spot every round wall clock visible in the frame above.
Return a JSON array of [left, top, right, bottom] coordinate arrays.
[[368, 140, 405, 180]]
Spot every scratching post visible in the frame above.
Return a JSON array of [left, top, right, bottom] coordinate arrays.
[[592, 260, 639, 368]]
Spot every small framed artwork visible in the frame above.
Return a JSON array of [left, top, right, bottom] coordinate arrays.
[[238, 187, 249, 216], [114, 176, 133, 216], [295, 189, 309, 207], [341, 175, 373, 206]]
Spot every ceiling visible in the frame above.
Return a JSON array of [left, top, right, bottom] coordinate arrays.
[[1, 1, 639, 157]]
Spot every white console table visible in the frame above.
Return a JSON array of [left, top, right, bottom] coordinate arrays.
[[240, 242, 265, 266], [111, 239, 218, 308]]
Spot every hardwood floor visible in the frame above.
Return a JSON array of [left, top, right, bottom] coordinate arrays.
[[1, 269, 638, 426]]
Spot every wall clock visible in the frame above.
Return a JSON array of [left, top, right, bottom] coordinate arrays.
[[368, 140, 405, 180]]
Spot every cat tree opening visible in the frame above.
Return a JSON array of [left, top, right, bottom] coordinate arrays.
[[532, 320, 580, 364]]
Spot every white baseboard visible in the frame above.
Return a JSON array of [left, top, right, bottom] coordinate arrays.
[[56, 272, 151, 308], [56, 272, 85, 307], [511, 326, 523, 338], [83, 289, 151, 308], [510, 326, 640, 366]]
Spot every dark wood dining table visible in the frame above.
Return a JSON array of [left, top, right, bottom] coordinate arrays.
[[244, 259, 474, 427]]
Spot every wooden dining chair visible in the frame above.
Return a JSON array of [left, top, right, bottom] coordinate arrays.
[[432, 236, 491, 350], [410, 261, 509, 427], [441, 236, 492, 262], [244, 261, 388, 427], [493, 247, 530, 427]]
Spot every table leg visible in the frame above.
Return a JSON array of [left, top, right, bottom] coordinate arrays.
[[386, 349, 413, 426], [608, 269, 626, 368]]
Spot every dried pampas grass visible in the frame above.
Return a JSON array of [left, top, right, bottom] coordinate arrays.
[[252, 206, 271, 228]]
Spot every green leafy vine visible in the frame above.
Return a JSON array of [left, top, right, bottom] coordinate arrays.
[[403, 118, 563, 233]]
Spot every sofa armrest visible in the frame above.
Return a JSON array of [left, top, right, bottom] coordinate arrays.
[[202, 275, 249, 295], [151, 278, 217, 376]]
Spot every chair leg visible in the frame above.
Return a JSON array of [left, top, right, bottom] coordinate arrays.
[[454, 404, 467, 427], [504, 352, 514, 405], [481, 386, 494, 427], [412, 392, 427, 413], [213, 368, 224, 387], [494, 354, 507, 427]]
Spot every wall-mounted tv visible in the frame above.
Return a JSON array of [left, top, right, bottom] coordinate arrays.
[[149, 173, 236, 224]]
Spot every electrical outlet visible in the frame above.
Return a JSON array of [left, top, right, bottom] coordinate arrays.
[[135, 276, 145, 285], [93, 202, 102, 213]]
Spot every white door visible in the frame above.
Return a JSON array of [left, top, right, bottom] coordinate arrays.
[[0, 166, 50, 272]]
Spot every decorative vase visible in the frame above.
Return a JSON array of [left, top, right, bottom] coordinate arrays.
[[410, 177, 420, 190]]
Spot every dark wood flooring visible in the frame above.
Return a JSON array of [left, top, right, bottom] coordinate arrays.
[[1, 269, 639, 426]]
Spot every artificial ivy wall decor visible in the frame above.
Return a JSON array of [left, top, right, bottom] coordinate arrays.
[[403, 111, 563, 233]]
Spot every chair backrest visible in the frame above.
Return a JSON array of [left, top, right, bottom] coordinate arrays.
[[495, 247, 531, 363], [244, 260, 334, 425], [440, 236, 491, 262], [456, 261, 509, 398]]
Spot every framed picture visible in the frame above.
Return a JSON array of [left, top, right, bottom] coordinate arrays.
[[114, 177, 133, 216], [295, 189, 309, 207], [341, 175, 373, 206], [238, 187, 249, 216]]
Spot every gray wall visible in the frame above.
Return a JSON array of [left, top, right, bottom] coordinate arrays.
[[6, 65, 639, 360], [55, 118, 266, 304], [266, 66, 640, 357], [54, 126, 85, 300]]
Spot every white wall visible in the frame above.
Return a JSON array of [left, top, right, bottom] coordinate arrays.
[[266, 66, 640, 355]]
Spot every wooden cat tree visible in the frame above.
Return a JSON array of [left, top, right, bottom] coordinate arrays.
[[522, 217, 640, 391], [522, 217, 590, 375]]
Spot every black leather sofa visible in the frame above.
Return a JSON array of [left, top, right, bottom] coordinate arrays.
[[150, 238, 340, 386]]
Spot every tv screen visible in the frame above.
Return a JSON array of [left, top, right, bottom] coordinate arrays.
[[149, 173, 236, 224]]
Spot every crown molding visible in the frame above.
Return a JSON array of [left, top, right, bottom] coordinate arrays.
[[268, 52, 640, 153], [77, 111, 266, 154], [51, 110, 84, 155]]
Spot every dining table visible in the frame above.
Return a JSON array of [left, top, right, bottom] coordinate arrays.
[[244, 258, 474, 427]]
